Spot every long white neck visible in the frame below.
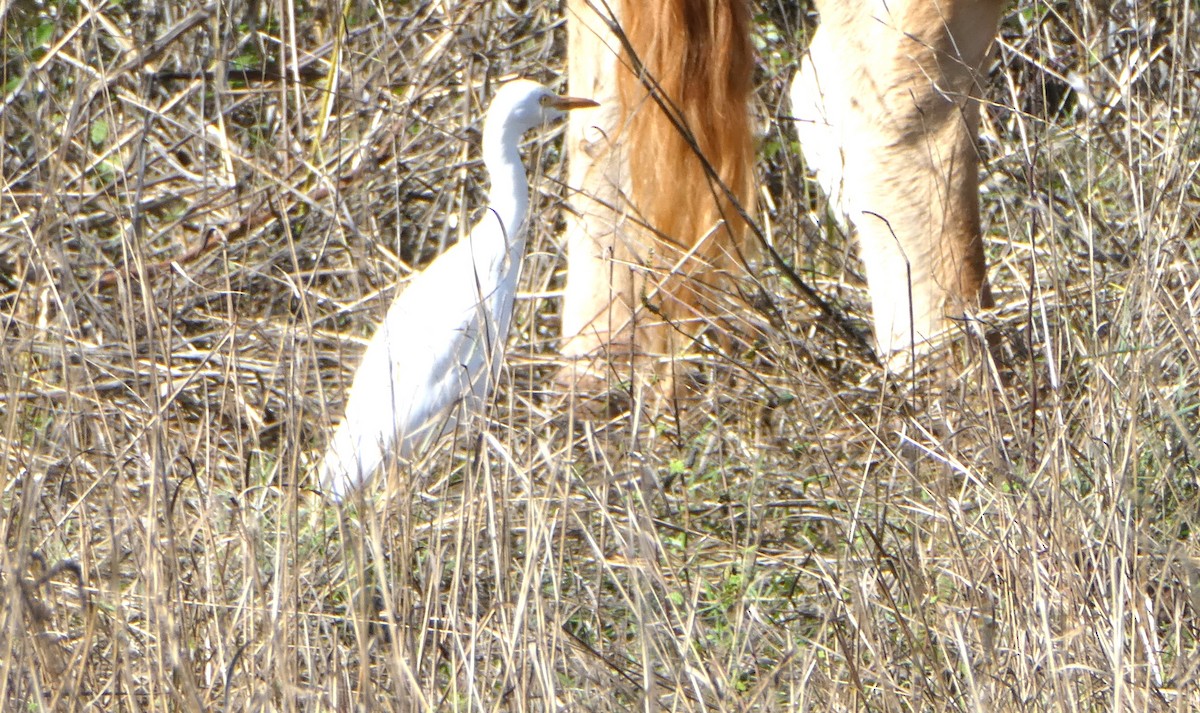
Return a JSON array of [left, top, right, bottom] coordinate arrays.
[[480, 118, 530, 254]]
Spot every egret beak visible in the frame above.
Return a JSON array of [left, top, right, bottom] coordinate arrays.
[[549, 95, 600, 111]]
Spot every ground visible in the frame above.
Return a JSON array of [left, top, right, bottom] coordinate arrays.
[[1, 0, 1198, 710]]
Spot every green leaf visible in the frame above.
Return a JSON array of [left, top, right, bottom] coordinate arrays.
[[33, 21, 55, 47], [90, 119, 109, 146]]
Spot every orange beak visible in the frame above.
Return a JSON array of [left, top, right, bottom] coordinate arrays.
[[548, 95, 600, 111]]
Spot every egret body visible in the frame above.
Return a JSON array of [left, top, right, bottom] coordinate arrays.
[[318, 79, 597, 500]]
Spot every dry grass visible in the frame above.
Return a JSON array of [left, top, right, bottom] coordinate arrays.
[[2, 0, 1198, 710]]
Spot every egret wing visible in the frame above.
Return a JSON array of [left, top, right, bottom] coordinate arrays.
[[318, 230, 514, 498]]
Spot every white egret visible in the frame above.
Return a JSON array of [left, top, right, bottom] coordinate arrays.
[[318, 79, 597, 500]]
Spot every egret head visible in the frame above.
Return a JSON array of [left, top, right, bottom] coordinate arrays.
[[485, 79, 598, 139]]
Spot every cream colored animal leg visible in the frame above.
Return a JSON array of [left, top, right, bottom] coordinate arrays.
[[792, 0, 1001, 363], [560, 0, 756, 396], [561, 0, 652, 368]]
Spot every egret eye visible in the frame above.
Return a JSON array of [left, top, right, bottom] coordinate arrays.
[[539, 94, 552, 107]]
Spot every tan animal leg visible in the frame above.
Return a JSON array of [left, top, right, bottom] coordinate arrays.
[[561, 0, 755, 394], [791, 0, 1002, 364], [561, 0, 644, 371]]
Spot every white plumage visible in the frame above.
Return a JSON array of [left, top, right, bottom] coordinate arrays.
[[318, 79, 597, 500]]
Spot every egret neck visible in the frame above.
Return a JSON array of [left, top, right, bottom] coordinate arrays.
[[480, 112, 533, 262]]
